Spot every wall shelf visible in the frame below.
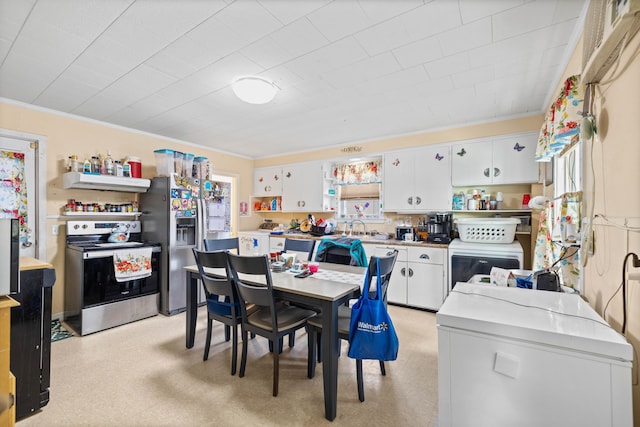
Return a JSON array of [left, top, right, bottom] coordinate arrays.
[[61, 212, 141, 218], [62, 172, 150, 192]]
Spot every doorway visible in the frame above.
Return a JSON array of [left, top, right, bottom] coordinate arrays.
[[0, 129, 47, 259]]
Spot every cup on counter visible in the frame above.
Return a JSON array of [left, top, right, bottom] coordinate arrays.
[[403, 233, 414, 241], [308, 263, 319, 273]]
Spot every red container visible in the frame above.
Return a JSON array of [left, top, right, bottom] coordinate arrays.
[[127, 156, 142, 178]]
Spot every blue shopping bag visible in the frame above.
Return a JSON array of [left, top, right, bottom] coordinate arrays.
[[348, 258, 399, 361]]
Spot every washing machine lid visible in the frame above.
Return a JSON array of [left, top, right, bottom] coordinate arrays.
[[448, 238, 523, 255], [437, 283, 632, 362]]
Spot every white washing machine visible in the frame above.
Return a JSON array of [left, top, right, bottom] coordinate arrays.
[[448, 238, 523, 292]]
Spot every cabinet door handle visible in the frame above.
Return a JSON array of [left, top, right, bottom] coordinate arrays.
[[484, 168, 490, 177], [407, 197, 413, 205], [408, 268, 414, 277], [494, 167, 501, 177], [415, 196, 421, 205], [401, 267, 406, 277], [301, 200, 306, 207], [265, 185, 271, 192], [419, 254, 430, 259]]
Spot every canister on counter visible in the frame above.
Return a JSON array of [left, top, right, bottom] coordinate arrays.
[[127, 156, 142, 178]]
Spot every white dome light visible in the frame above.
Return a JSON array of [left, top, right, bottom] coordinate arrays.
[[231, 76, 279, 104]]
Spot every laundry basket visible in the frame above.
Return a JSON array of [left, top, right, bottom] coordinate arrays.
[[456, 218, 519, 243]]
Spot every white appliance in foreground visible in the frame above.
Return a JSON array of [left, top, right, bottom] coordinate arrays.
[[437, 283, 632, 427]]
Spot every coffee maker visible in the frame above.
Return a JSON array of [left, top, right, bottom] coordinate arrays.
[[426, 212, 452, 244]]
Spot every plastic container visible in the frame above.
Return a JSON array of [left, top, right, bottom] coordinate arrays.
[[173, 151, 184, 176], [127, 156, 142, 178], [154, 149, 174, 176], [182, 153, 194, 178], [456, 218, 519, 243], [193, 156, 208, 179]]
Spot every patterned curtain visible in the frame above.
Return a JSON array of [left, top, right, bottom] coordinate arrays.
[[332, 159, 381, 185], [0, 150, 28, 242], [536, 75, 583, 161]]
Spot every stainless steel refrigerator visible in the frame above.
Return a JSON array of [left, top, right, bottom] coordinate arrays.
[[140, 176, 229, 315]]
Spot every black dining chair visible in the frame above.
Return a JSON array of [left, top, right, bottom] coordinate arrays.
[[283, 238, 316, 261], [192, 248, 243, 375], [226, 252, 317, 397], [204, 237, 239, 252], [306, 250, 398, 402]]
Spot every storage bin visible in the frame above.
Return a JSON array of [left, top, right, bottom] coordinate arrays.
[[192, 156, 208, 179], [511, 215, 531, 232], [153, 149, 174, 176], [173, 151, 184, 175], [456, 218, 519, 243], [182, 153, 194, 178]]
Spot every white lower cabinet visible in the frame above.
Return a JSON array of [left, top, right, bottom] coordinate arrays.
[[363, 243, 447, 310]]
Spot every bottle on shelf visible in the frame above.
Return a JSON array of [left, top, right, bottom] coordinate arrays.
[[105, 152, 114, 176], [83, 158, 92, 174]]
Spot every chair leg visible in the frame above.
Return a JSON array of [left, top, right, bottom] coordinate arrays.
[[356, 359, 365, 402], [316, 330, 322, 362], [288, 331, 295, 348], [239, 328, 248, 378], [380, 361, 386, 376], [203, 318, 213, 361], [273, 347, 280, 397], [230, 323, 238, 376], [224, 325, 231, 342]]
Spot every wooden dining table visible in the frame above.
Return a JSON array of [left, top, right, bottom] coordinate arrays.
[[184, 262, 365, 421]]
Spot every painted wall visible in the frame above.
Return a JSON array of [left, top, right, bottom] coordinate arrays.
[[580, 32, 640, 418], [0, 101, 259, 316]]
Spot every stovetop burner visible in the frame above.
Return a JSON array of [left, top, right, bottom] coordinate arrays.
[[65, 220, 159, 251]]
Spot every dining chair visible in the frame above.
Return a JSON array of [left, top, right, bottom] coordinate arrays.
[[192, 248, 243, 375], [282, 237, 317, 348], [315, 237, 368, 266], [226, 252, 317, 397], [203, 237, 239, 252], [306, 250, 398, 402], [283, 238, 316, 261]]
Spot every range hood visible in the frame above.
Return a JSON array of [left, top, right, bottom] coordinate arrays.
[[62, 172, 151, 193]]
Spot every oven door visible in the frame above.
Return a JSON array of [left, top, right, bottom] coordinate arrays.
[[82, 247, 161, 307], [450, 254, 520, 290]]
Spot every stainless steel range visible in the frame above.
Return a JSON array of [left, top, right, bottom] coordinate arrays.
[[64, 220, 161, 335]]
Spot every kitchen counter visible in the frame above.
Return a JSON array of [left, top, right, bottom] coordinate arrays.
[[267, 231, 450, 249], [19, 256, 53, 271]]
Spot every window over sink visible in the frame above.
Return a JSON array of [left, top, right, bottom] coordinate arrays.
[[329, 157, 383, 222]]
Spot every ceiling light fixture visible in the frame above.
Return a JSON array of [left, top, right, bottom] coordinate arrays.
[[231, 76, 279, 104]]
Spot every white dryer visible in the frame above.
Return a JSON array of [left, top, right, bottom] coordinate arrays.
[[448, 238, 523, 292]]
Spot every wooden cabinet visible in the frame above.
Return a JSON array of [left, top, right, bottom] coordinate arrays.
[[0, 296, 19, 427], [384, 144, 452, 212], [451, 133, 539, 186], [253, 166, 282, 197], [363, 243, 447, 310], [281, 161, 323, 212]]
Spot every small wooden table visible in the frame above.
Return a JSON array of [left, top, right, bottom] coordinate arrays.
[[184, 262, 365, 421]]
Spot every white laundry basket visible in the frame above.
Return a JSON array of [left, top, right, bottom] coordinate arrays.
[[456, 218, 520, 243]]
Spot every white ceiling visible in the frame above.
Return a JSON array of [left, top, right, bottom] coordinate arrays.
[[0, 0, 587, 159]]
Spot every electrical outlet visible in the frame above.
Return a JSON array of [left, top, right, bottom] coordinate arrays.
[[51, 224, 59, 236]]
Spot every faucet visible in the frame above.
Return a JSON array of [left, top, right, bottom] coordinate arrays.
[[349, 219, 367, 237]]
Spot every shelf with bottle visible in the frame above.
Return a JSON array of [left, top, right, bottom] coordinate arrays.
[[61, 199, 140, 216], [252, 196, 282, 212]]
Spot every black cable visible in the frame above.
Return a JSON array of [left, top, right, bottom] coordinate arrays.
[[621, 252, 639, 334]]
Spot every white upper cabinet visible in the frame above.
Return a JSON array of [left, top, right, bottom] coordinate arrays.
[[451, 132, 539, 186], [281, 160, 323, 212], [253, 166, 282, 197], [384, 144, 452, 212]]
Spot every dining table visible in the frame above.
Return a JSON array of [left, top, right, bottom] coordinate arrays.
[[184, 261, 366, 421]]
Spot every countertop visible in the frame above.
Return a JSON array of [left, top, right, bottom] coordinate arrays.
[[265, 231, 450, 249], [19, 256, 53, 271]]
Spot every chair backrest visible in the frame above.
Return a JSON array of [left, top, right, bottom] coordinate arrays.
[[324, 245, 353, 265], [226, 253, 276, 319], [283, 238, 316, 261], [204, 237, 239, 252], [192, 248, 237, 304], [364, 250, 398, 302]]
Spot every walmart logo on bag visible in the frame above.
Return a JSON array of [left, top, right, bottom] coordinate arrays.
[[357, 321, 389, 333]]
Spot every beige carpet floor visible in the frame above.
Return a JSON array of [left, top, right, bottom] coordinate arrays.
[[17, 304, 439, 427]]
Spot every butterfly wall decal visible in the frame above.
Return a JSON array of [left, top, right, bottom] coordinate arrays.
[[286, 172, 291, 178], [435, 153, 444, 161], [456, 148, 466, 157], [514, 143, 525, 151], [392, 158, 400, 166]]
